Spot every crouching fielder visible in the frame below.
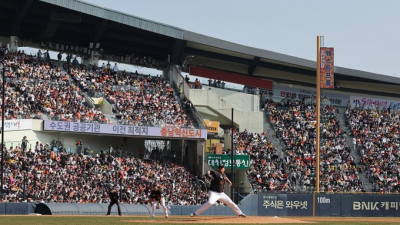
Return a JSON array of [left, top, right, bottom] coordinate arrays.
[[191, 164, 246, 217], [149, 183, 168, 218]]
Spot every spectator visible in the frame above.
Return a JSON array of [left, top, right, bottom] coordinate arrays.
[[0, 139, 207, 205], [113, 63, 119, 74], [267, 99, 363, 192], [21, 136, 29, 152], [347, 109, 400, 192]]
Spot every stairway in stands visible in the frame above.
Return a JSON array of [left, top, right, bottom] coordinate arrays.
[[263, 115, 285, 159], [263, 114, 302, 192], [336, 107, 374, 192]]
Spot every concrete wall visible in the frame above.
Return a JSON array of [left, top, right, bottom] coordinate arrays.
[[189, 89, 263, 133], [98, 98, 113, 114], [165, 65, 191, 99], [209, 87, 260, 112]]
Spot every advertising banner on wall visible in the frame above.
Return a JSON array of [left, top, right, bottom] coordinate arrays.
[[350, 96, 400, 110], [203, 119, 220, 134], [258, 193, 313, 216], [257, 193, 400, 217], [316, 194, 400, 217], [320, 47, 334, 89], [1, 119, 33, 131], [43, 121, 207, 139], [273, 85, 348, 107], [206, 154, 250, 169]]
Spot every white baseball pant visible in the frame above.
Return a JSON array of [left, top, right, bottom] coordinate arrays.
[[195, 190, 243, 215], [151, 198, 168, 217]]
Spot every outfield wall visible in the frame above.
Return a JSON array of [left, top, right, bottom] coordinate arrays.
[[2, 193, 400, 216], [258, 193, 400, 217]]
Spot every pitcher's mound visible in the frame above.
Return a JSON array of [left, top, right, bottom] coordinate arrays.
[[125, 216, 313, 224]]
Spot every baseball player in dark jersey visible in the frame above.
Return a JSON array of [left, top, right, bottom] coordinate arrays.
[[149, 183, 168, 218], [106, 187, 121, 216], [191, 164, 246, 217]]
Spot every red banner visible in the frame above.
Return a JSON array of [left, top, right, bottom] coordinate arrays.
[[189, 66, 273, 90], [320, 47, 334, 89]]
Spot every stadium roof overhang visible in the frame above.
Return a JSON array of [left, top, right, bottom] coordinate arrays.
[[1, 0, 399, 97], [0, 0, 184, 64], [182, 31, 400, 88]]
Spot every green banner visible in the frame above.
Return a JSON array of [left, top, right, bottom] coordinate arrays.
[[206, 154, 250, 169]]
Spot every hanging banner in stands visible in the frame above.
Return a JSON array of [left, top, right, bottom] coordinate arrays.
[[1, 119, 33, 131], [273, 85, 348, 107], [203, 119, 220, 134], [320, 47, 334, 88], [350, 96, 400, 110], [43, 121, 207, 139], [206, 154, 250, 169]]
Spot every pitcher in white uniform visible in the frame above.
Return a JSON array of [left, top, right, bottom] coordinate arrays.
[[190, 164, 246, 217]]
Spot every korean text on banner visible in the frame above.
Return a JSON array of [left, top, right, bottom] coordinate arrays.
[[320, 47, 334, 89]]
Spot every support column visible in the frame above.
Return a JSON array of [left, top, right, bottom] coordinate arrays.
[[82, 51, 100, 66], [10, 36, 19, 52], [181, 139, 185, 164], [90, 50, 100, 66]]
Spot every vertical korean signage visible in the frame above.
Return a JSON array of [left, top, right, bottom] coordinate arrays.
[[320, 47, 334, 89]]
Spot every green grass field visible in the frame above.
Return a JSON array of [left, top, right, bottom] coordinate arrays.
[[1, 216, 400, 225]]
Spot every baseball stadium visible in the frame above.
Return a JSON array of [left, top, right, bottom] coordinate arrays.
[[1, 0, 400, 224]]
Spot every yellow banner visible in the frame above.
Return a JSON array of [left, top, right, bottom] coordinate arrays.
[[204, 120, 220, 133]]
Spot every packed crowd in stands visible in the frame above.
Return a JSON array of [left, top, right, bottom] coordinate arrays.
[[5, 44, 396, 195], [265, 98, 364, 192], [0, 45, 193, 127], [0, 140, 207, 205], [233, 129, 293, 193], [347, 109, 400, 192], [0, 46, 109, 123], [69, 63, 194, 128]]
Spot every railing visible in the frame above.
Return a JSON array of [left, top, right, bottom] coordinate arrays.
[[168, 65, 206, 129]]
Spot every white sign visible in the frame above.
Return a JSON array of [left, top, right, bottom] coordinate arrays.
[[43, 121, 207, 139], [350, 96, 400, 110], [1, 119, 33, 131], [273, 85, 348, 107]]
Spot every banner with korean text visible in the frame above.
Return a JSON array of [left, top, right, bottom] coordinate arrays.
[[273, 85, 348, 107], [43, 121, 207, 139], [320, 47, 334, 88], [1, 119, 33, 131], [206, 154, 250, 169], [350, 96, 400, 110]]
